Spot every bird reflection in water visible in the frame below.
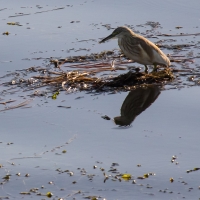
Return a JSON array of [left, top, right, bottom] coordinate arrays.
[[114, 84, 160, 126]]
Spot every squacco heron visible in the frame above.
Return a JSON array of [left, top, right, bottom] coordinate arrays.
[[99, 26, 170, 72]]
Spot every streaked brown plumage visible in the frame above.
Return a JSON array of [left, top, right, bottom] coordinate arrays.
[[99, 26, 170, 72]]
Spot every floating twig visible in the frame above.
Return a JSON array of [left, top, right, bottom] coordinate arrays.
[[157, 33, 200, 37], [0, 99, 33, 112], [0, 100, 16, 105], [9, 7, 65, 17]]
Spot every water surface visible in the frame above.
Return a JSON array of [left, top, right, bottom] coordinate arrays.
[[0, 0, 200, 199]]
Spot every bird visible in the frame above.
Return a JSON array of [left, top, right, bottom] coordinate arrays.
[[99, 26, 171, 72]]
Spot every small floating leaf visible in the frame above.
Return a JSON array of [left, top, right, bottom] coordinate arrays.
[[101, 115, 110, 120], [20, 192, 31, 195], [52, 91, 60, 99], [69, 172, 74, 176], [62, 150, 67, 153], [186, 167, 200, 173], [46, 192, 53, 198], [170, 177, 174, 182], [3, 31, 10, 35], [132, 180, 136, 184], [7, 22, 17, 25], [143, 173, 149, 178], [175, 26, 183, 29], [137, 176, 145, 179], [122, 173, 131, 180], [25, 173, 30, 177], [3, 175, 10, 180], [91, 198, 98, 200], [57, 105, 71, 109], [122, 174, 131, 178]]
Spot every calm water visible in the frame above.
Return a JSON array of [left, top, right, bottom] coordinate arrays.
[[0, 1, 200, 199]]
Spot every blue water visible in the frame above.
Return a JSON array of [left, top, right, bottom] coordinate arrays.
[[0, 0, 200, 199]]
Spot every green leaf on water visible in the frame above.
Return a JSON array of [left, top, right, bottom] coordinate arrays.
[[143, 173, 149, 178], [122, 173, 131, 180], [46, 192, 53, 198], [52, 91, 60, 100]]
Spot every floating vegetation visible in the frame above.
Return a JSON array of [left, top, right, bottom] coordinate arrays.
[[170, 177, 174, 183], [0, 99, 32, 112], [28, 63, 174, 94], [186, 167, 200, 173], [2, 46, 200, 102], [121, 173, 132, 180], [46, 192, 53, 198], [20, 192, 31, 195], [101, 115, 111, 120], [52, 91, 60, 99], [137, 172, 156, 180], [7, 22, 22, 26], [2, 31, 10, 35]]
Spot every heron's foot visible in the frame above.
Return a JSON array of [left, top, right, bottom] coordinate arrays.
[[144, 65, 148, 74], [152, 65, 158, 72]]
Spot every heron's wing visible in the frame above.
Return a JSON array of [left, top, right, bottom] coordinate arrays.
[[120, 36, 142, 56], [136, 34, 165, 58], [120, 35, 155, 61]]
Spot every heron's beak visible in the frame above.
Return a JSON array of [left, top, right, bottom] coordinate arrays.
[[99, 33, 114, 43]]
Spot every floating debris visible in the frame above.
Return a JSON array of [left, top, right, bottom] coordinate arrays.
[[132, 180, 136, 184], [186, 167, 200, 173], [170, 177, 174, 182], [175, 26, 183, 29], [7, 22, 22, 26], [2, 175, 11, 180], [25, 173, 30, 177], [46, 192, 53, 198], [57, 105, 71, 109], [121, 174, 132, 181], [69, 172, 74, 176], [2, 31, 10, 35], [101, 115, 111, 120], [0, 99, 33, 112], [52, 91, 60, 99], [171, 155, 177, 163], [20, 192, 31, 195]]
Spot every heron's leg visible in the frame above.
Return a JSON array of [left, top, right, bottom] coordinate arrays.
[[152, 64, 158, 72], [144, 65, 148, 73]]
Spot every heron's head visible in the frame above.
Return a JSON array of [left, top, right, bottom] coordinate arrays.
[[99, 26, 132, 43]]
